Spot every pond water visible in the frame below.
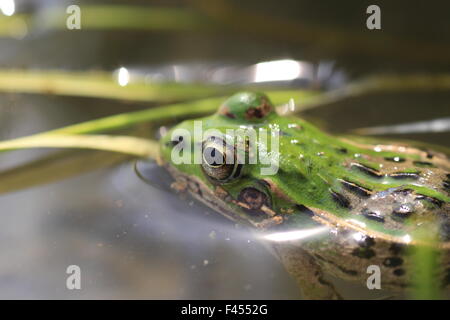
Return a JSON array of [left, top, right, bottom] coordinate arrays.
[[0, 0, 449, 299], [0, 94, 299, 299], [1, 88, 448, 299]]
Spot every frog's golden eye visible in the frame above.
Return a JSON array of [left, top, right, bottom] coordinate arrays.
[[201, 137, 240, 182]]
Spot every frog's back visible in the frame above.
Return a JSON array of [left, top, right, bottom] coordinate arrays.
[[270, 109, 450, 247], [280, 139, 450, 292], [300, 139, 450, 246]]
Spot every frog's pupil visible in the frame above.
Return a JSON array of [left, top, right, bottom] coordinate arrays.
[[203, 147, 225, 167]]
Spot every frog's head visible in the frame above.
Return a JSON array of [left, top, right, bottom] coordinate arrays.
[[160, 92, 450, 241], [160, 92, 292, 226]]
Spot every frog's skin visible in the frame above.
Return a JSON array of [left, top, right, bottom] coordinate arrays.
[[158, 92, 450, 299]]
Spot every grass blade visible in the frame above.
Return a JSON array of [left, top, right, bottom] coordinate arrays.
[[0, 134, 160, 159]]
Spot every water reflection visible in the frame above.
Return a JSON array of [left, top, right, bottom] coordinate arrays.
[[262, 226, 329, 242], [0, 0, 15, 16], [116, 67, 130, 87], [117, 59, 345, 89], [253, 59, 304, 83], [353, 117, 450, 135]]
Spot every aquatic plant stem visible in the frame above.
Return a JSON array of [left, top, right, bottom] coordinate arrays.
[[6, 91, 311, 136], [289, 74, 450, 113], [0, 70, 447, 111], [0, 70, 230, 102], [0, 134, 159, 159], [0, 91, 313, 157]]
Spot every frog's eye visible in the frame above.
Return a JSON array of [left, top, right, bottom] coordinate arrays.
[[201, 137, 241, 182], [203, 145, 226, 168]]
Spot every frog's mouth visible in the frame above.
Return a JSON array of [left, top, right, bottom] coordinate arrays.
[[164, 163, 284, 229], [164, 163, 247, 224]]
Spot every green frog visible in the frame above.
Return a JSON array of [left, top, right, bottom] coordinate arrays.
[[158, 92, 450, 299]]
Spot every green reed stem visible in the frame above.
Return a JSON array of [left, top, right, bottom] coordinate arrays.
[[0, 90, 315, 158], [0, 134, 159, 159], [0, 70, 230, 102]]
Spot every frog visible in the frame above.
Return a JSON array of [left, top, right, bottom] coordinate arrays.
[[158, 91, 450, 299]]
